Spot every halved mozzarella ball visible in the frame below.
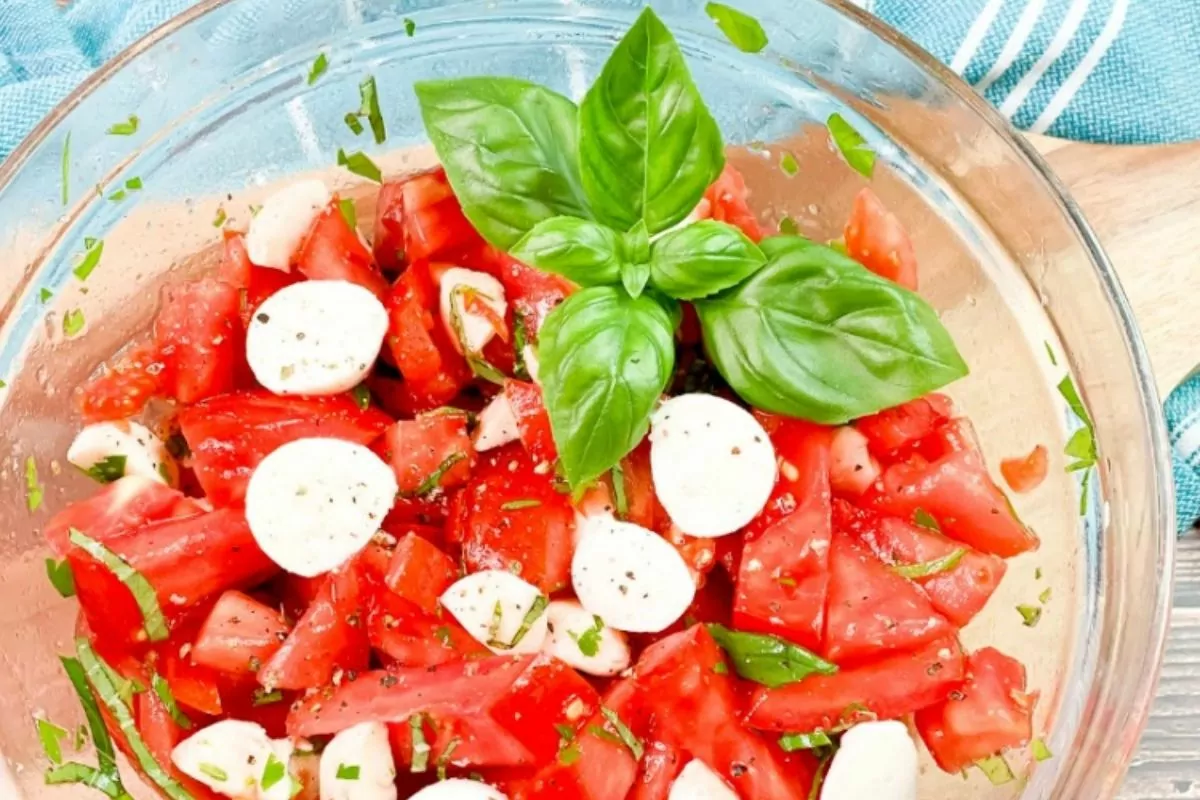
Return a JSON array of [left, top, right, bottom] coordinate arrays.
[[440, 570, 549, 655], [172, 719, 292, 799], [474, 393, 519, 452], [319, 721, 397, 800], [409, 779, 508, 800], [247, 280, 388, 396], [820, 721, 918, 800], [67, 420, 175, 485], [245, 438, 397, 577], [649, 393, 776, 537], [829, 426, 880, 496], [649, 197, 713, 243], [571, 516, 695, 633], [668, 759, 737, 799], [543, 599, 630, 676], [439, 267, 507, 355], [246, 179, 331, 270]]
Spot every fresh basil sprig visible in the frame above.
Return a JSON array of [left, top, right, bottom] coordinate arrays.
[[649, 220, 765, 299], [694, 237, 968, 423], [510, 218, 624, 286]]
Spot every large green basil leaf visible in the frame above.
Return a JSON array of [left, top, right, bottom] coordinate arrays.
[[694, 236, 968, 423], [649, 219, 765, 299], [539, 286, 677, 488], [414, 78, 589, 249], [707, 624, 837, 688], [578, 8, 725, 234], [509, 217, 622, 286]]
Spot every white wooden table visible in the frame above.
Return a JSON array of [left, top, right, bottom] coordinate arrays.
[[1032, 136, 1200, 798]]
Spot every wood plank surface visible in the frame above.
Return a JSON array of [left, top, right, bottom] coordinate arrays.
[[1033, 135, 1200, 799]]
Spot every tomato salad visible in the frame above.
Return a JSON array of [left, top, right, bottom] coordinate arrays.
[[38, 8, 1054, 800]]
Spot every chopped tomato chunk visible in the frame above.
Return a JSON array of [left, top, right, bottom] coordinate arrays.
[[844, 187, 919, 290], [192, 590, 291, 675], [374, 169, 479, 266], [705, 164, 764, 242], [43, 476, 199, 557], [154, 277, 243, 405], [504, 379, 557, 463], [915, 647, 1036, 772], [294, 200, 388, 298], [1000, 444, 1049, 494], [854, 394, 954, 457], [382, 413, 474, 495], [384, 532, 459, 615], [77, 342, 165, 422], [366, 586, 487, 668]]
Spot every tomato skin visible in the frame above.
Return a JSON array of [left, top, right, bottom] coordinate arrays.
[[833, 499, 1006, 627], [192, 590, 291, 675], [822, 527, 953, 664], [43, 477, 199, 557], [705, 164, 764, 242], [915, 647, 1036, 772], [136, 689, 225, 800], [854, 394, 954, 457], [382, 413, 474, 495], [844, 187, 919, 290], [258, 563, 370, 691], [733, 421, 834, 652], [745, 635, 966, 732], [178, 390, 392, 507], [619, 440, 661, 531], [488, 654, 600, 765], [1000, 444, 1049, 494], [375, 169, 479, 265], [78, 342, 166, 422], [154, 277, 244, 405], [504, 380, 557, 463], [459, 445, 576, 594], [367, 588, 487, 668], [384, 533, 459, 615], [218, 230, 254, 287], [294, 201, 388, 298]]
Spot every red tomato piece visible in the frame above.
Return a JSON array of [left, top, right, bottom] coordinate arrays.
[[294, 201, 388, 298], [854, 394, 954, 458], [733, 421, 834, 651], [745, 635, 966, 732], [382, 413, 474, 495], [506, 700, 638, 800], [619, 439, 661, 531], [487, 654, 600, 765], [844, 187, 919, 290], [154, 277, 243, 405], [366, 588, 487, 668], [192, 590, 291, 675], [504, 379, 557, 463], [217, 230, 253, 288], [372, 181, 407, 271], [832, 500, 1006, 627], [161, 647, 224, 717], [1000, 444, 1049, 494], [823, 527, 953, 664], [705, 164, 764, 242], [68, 508, 276, 646], [915, 647, 1036, 772], [459, 444, 576, 593], [384, 533, 458, 615], [664, 523, 718, 586], [178, 390, 391, 507], [43, 476, 199, 557], [136, 690, 225, 800], [634, 625, 810, 799], [258, 564, 370, 691], [375, 169, 480, 265], [863, 441, 1038, 558], [77, 342, 166, 422]]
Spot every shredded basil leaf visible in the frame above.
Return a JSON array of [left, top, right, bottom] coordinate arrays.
[[26, 456, 43, 512], [1044, 342, 1057, 366], [37, 718, 68, 764], [339, 197, 359, 232], [558, 743, 581, 765], [778, 730, 832, 752], [212, 207, 227, 228], [778, 216, 799, 235], [43, 761, 126, 797], [1017, 604, 1042, 627], [151, 673, 192, 729], [826, 113, 875, 178], [261, 752, 286, 790], [1039, 587, 1052, 604], [337, 148, 383, 183], [83, 454, 127, 484], [489, 595, 548, 650], [599, 707, 643, 761], [351, 382, 370, 410], [436, 738, 460, 781], [253, 688, 284, 706], [307, 52, 329, 85], [976, 755, 1015, 785], [73, 239, 105, 281], [45, 557, 76, 598], [39, 287, 53, 303], [447, 286, 508, 384], [500, 499, 542, 511], [404, 18, 416, 36], [808, 747, 836, 800], [569, 615, 605, 658], [707, 623, 837, 687], [59, 656, 122, 784], [69, 528, 169, 641], [63, 308, 86, 338], [913, 508, 941, 531], [402, 451, 467, 497], [610, 462, 628, 518], [336, 762, 360, 780], [198, 762, 228, 781], [409, 713, 430, 773], [1031, 738, 1052, 761], [712, 661, 729, 675], [106, 116, 140, 136], [892, 548, 965, 579], [780, 151, 799, 176], [359, 77, 387, 144]]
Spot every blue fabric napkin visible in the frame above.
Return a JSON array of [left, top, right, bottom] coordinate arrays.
[[1, 0, 1197, 531]]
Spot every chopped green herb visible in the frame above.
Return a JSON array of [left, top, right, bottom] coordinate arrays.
[[1044, 342, 1057, 366], [358, 76, 387, 144], [126, 177, 144, 191], [69, 528, 169, 641], [249, 203, 263, 217], [555, 723, 576, 744], [63, 308, 86, 338], [435, 625, 453, 647], [712, 661, 729, 675], [1031, 738, 1052, 761], [83, 454, 127, 484], [780, 151, 799, 176], [403, 451, 468, 497], [261, 751, 287, 790], [610, 462, 628, 518], [704, 2, 768, 53], [893, 548, 965, 579], [61, 133, 71, 206], [45, 557, 76, 598], [436, 738, 460, 781], [490, 595, 549, 650], [778, 730, 832, 752], [212, 207, 228, 228], [404, 18, 416, 36], [776, 576, 797, 587], [501, 499, 542, 511], [708, 623, 837, 687], [337, 148, 383, 183], [808, 748, 836, 800], [1079, 467, 1092, 517], [151, 673, 192, 729], [37, 718, 69, 764], [558, 743, 581, 765], [409, 713, 430, 773], [73, 723, 88, 750], [976, 755, 1015, 785], [1064, 426, 1097, 466], [307, 52, 329, 85], [1038, 587, 1052, 604], [106, 116, 140, 136], [351, 382, 371, 410], [59, 655, 122, 783], [199, 762, 228, 781], [26, 456, 43, 512], [253, 688, 284, 706], [826, 112, 876, 179], [448, 286, 507, 384], [569, 615, 605, 657], [487, 601, 504, 645], [600, 707, 644, 761], [43, 761, 126, 796], [336, 762, 360, 780], [1034, 567, 1043, 580], [913, 508, 941, 531], [39, 287, 53, 303], [108, 190, 127, 203], [512, 315, 531, 380], [339, 197, 359, 231], [344, 112, 365, 136], [778, 216, 799, 235], [1017, 604, 1042, 627]]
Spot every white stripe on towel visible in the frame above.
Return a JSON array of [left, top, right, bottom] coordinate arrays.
[[998, 0, 1090, 116], [950, 0, 1006, 74], [974, 0, 1049, 96], [1031, 0, 1129, 133]]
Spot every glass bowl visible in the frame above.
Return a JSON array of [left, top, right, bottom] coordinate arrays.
[[0, 0, 1174, 798]]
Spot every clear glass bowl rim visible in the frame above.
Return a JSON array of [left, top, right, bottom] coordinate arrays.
[[0, 0, 1176, 797]]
